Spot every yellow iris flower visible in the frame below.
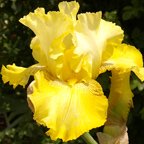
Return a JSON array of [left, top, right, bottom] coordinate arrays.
[[1, 1, 144, 142]]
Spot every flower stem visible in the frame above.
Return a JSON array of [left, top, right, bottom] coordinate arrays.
[[82, 132, 98, 144]]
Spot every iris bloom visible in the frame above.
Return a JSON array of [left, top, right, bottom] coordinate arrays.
[[2, 1, 143, 143]]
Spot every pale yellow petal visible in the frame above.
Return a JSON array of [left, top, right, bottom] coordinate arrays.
[[100, 20, 124, 62], [27, 71, 108, 141], [100, 44, 144, 81], [30, 35, 68, 79], [19, 8, 72, 66], [1, 64, 44, 88], [58, 1, 79, 20], [73, 12, 124, 78]]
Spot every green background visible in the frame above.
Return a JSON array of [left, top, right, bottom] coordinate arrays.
[[0, 0, 144, 143]]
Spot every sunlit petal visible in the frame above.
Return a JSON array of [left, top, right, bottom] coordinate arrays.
[[97, 70, 131, 144], [58, 1, 79, 20], [19, 8, 72, 66], [73, 12, 124, 78], [98, 43, 144, 144], [1, 64, 44, 88], [100, 44, 144, 81], [27, 71, 108, 141]]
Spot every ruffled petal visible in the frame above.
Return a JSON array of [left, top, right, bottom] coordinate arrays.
[[1, 64, 44, 88], [19, 2, 123, 81], [73, 12, 123, 78], [58, 1, 79, 20], [19, 8, 72, 66], [100, 44, 144, 81], [100, 19, 124, 62], [27, 71, 108, 141]]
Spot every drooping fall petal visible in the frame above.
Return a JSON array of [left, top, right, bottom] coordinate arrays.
[[98, 71, 130, 144], [100, 44, 144, 80], [98, 44, 144, 144], [27, 71, 108, 141], [1, 64, 44, 88]]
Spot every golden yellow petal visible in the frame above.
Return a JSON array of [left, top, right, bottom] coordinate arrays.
[[30, 37, 48, 66], [53, 48, 92, 82], [98, 44, 144, 143], [107, 70, 133, 121], [28, 71, 108, 141], [58, 1, 79, 20], [97, 70, 131, 144], [100, 44, 144, 81], [74, 12, 124, 78], [66, 50, 92, 79], [132, 67, 144, 81], [1, 64, 44, 88]]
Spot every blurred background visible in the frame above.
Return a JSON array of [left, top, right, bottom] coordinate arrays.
[[0, 0, 144, 143]]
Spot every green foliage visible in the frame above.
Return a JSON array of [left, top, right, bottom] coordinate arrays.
[[122, 0, 144, 20], [0, 0, 144, 143]]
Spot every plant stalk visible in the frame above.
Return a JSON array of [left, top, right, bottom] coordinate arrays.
[[82, 132, 98, 144]]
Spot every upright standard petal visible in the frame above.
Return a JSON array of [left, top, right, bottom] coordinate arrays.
[[19, 8, 72, 66], [27, 71, 108, 141], [58, 1, 79, 20], [1, 64, 44, 88], [73, 12, 123, 78], [18, 1, 124, 81]]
